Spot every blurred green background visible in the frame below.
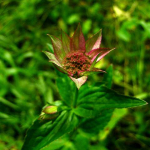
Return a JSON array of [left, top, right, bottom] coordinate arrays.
[[0, 0, 150, 150]]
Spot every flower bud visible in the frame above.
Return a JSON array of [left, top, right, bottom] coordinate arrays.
[[43, 106, 58, 114], [39, 106, 58, 120]]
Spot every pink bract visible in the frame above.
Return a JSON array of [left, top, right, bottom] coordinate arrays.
[[43, 24, 114, 89]]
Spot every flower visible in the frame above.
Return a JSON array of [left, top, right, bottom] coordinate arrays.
[[43, 24, 114, 89]]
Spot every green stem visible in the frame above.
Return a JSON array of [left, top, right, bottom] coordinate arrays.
[[73, 87, 78, 108]]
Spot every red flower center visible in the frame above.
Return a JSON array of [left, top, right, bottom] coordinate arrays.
[[63, 51, 91, 78]]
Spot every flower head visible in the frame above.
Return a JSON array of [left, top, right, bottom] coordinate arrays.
[[44, 24, 114, 89]]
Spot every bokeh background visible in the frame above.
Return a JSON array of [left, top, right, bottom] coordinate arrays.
[[0, 0, 150, 150]]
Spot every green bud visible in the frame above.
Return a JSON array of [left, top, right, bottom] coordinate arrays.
[[43, 106, 58, 114], [39, 106, 58, 120]]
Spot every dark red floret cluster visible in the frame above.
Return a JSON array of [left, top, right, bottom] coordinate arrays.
[[63, 50, 91, 78]]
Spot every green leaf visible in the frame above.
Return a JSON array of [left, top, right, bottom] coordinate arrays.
[[102, 64, 113, 88], [74, 85, 147, 118], [42, 137, 68, 150], [74, 134, 89, 150], [83, 65, 114, 132], [99, 108, 128, 140], [22, 111, 78, 150], [80, 109, 114, 134], [57, 74, 76, 107]]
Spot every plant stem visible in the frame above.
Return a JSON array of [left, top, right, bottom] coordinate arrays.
[[73, 87, 78, 108]]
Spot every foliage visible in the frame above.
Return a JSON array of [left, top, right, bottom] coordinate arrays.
[[21, 71, 146, 150]]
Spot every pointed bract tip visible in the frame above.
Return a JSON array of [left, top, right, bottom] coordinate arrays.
[[142, 100, 148, 105], [77, 22, 81, 26], [111, 48, 116, 51], [47, 34, 54, 40], [76, 23, 82, 31], [47, 34, 53, 39], [98, 28, 102, 33]]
